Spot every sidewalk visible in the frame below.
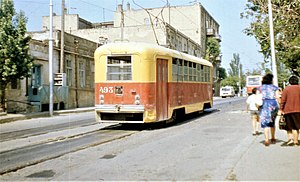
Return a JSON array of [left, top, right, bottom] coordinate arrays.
[[0, 107, 95, 124], [233, 121, 300, 181]]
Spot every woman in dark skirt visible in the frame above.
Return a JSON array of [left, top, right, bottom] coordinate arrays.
[[278, 76, 300, 146]]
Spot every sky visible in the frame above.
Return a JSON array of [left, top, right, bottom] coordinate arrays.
[[13, 0, 266, 73]]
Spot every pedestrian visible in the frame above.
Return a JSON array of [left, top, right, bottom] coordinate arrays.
[[258, 73, 280, 146], [246, 87, 260, 136], [278, 76, 300, 146]]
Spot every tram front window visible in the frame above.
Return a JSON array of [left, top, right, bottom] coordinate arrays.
[[107, 56, 132, 81]]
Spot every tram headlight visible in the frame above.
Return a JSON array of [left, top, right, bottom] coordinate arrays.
[[135, 94, 140, 105], [99, 94, 104, 104], [135, 95, 140, 100]]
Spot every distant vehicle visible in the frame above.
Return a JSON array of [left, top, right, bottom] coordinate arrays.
[[94, 42, 213, 124], [220, 86, 235, 98], [246, 75, 262, 95]]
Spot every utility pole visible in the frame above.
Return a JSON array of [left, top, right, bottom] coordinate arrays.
[[60, 0, 65, 73], [120, 0, 124, 41], [267, 0, 278, 86], [167, 0, 170, 24], [49, 0, 54, 116], [238, 64, 242, 97]]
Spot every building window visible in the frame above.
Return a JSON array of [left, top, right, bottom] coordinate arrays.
[[66, 59, 72, 86], [31, 65, 41, 87], [107, 56, 132, 81], [79, 61, 85, 88]]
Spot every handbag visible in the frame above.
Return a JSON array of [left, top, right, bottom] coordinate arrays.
[[277, 115, 286, 130]]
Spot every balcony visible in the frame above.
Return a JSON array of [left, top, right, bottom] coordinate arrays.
[[206, 28, 215, 36], [206, 28, 222, 42]]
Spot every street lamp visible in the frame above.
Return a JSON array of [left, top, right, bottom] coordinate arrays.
[[267, 0, 278, 86], [49, 0, 54, 116]]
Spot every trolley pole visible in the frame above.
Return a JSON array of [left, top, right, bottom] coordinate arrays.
[[49, 0, 54, 116], [268, 0, 278, 86]]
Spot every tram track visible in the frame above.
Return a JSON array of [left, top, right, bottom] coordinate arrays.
[[0, 125, 139, 175], [0, 118, 96, 142]]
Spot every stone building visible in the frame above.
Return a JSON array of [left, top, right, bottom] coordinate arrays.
[[6, 31, 97, 113], [43, 2, 221, 85]]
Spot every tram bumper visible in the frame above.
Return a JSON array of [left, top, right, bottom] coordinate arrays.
[[95, 104, 145, 123]]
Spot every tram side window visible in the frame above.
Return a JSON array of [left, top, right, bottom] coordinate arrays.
[[200, 65, 205, 82], [172, 58, 183, 81], [207, 67, 212, 82], [107, 56, 132, 81], [178, 59, 183, 81], [193, 63, 197, 81], [204, 66, 210, 82], [197, 64, 201, 82], [184, 61, 189, 81], [172, 58, 178, 81], [189, 62, 193, 81]]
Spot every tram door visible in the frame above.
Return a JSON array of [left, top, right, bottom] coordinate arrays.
[[156, 59, 168, 121]]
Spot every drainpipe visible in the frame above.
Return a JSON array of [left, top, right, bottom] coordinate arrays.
[[74, 39, 79, 108]]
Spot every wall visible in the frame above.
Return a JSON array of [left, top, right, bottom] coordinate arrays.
[[5, 30, 97, 113]]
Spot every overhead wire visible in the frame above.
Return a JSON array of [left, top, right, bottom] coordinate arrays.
[[132, 0, 167, 45]]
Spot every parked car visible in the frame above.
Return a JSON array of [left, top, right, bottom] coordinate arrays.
[[220, 86, 235, 98]]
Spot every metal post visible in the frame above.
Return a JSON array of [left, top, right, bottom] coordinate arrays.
[[120, 0, 124, 41], [167, 0, 170, 24], [238, 64, 242, 97], [268, 0, 278, 86], [49, 0, 54, 116], [60, 0, 65, 73]]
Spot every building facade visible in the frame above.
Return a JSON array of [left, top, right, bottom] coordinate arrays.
[[6, 31, 97, 113], [43, 3, 220, 59]]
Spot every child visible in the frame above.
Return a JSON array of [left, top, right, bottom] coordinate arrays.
[[246, 88, 260, 135]]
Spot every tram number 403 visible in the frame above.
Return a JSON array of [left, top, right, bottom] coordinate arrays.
[[99, 86, 114, 93]]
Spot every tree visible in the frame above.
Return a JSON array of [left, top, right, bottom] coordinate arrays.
[[218, 67, 227, 80], [220, 76, 239, 93], [0, 0, 33, 111], [205, 37, 221, 61], [221, 53, 245, 93], [241, 0, 300, 76], [228, 53, 241, 77]]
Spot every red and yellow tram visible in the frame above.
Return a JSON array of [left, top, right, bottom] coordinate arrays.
[[94, 42, 213, 123]]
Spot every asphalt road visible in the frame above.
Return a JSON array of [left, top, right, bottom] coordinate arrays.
[[0, 97, 299, 181]]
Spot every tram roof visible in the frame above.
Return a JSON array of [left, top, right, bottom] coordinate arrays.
[[95, 42, 212, 67]]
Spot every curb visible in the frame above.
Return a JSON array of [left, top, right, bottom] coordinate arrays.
[[0, 107, 95, 124]]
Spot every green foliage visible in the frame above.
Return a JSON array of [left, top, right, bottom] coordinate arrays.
[[277, 62, 291, 88], [218, 67, 227, 80], [228, 53, 241, 77], [0, 0, 33, 110], [220, 76, 239, 92], [205, 37, 221, 60], [241, 0, 300, 76], [222, 53, 245, 92]]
